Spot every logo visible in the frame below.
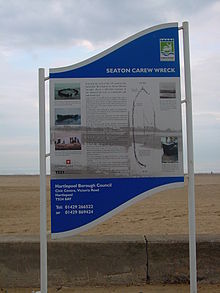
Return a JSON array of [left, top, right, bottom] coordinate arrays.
[[160, 39, 175, 61]]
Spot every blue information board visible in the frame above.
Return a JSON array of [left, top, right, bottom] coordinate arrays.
[[49, 23, 184, 238]]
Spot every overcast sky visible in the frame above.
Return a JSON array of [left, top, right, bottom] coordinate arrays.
[[0, 0, 219, 174]]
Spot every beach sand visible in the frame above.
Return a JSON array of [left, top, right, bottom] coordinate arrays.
[[0, 174, 219, 235], [2, 284, 220, 293]]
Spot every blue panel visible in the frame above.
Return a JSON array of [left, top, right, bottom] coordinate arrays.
[[51, 176, 184, 234], [50, 27, 180, 78]]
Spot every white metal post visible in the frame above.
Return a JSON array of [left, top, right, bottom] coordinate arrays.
[[182, 22, 197, 293], [39, 68, 48, 293]]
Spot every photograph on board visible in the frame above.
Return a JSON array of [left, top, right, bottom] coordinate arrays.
[[55, 108, 81, 126], [54, 131, 81, 151], [159, 82, 176, 99], [55, 83, 80, 100], [161, 136, 178, 163]]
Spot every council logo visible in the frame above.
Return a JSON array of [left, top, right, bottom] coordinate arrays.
[[160, 39, 175, 61]]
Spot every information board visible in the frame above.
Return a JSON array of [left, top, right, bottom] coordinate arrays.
[[49, 23, 184, 238]]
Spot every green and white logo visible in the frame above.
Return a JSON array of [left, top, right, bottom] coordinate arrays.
[[160, 39, 175, 61]]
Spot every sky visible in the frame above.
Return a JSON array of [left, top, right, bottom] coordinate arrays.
[[0, 0, 219, 174]]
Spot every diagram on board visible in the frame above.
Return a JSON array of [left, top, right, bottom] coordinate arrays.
[[131, 86, 156, 172]]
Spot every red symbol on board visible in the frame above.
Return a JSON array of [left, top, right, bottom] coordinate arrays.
[[66, 160, 71, 165]]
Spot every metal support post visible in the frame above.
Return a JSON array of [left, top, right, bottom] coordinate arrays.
[[39, 68, 48, 293], [182, 21, 197, 293]]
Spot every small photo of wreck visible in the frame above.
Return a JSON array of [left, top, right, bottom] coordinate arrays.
[[159, 82, 176, 99], [55, 133, 81, 151], [161, 136, 178, 163], [55, 83, 80, 100], [55, 108, 81, 126]]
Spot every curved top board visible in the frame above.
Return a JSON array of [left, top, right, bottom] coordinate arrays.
[[49, 22, 179, 78]]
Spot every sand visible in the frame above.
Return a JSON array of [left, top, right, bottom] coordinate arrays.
[[1, 284, 220, 293], [0, 174, 219, 236]]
